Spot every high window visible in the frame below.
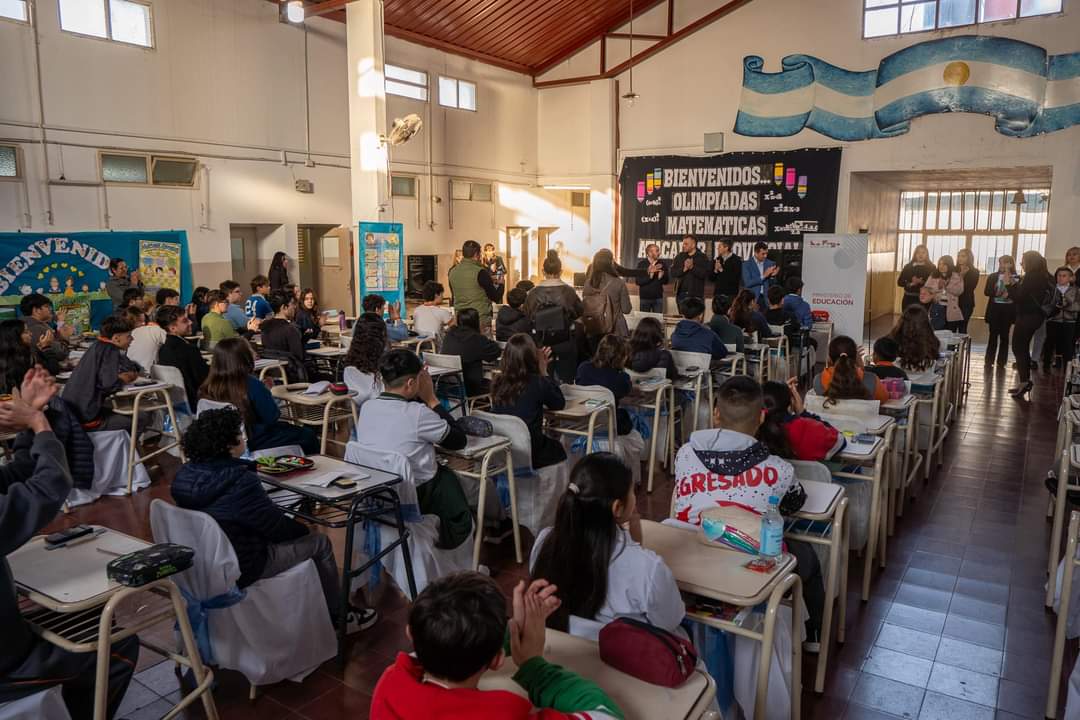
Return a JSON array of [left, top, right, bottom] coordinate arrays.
[[864, 0, 1062, 38], [59, 0, 153, 48], [385, 64, 428, 101], [438, 76, 477, 111]]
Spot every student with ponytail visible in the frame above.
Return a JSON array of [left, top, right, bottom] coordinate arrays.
[[813, 335, 889, 405], [529, 453, 684, 634], [759, 379, 845, 461]]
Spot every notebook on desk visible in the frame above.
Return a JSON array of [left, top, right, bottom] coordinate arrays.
[[841, 436, 882, 457]]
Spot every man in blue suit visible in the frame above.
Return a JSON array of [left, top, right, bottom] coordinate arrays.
[[741, 241, 779, 305]]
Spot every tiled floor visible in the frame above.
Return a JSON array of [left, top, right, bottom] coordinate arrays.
[[45, 342, 1070, 719]]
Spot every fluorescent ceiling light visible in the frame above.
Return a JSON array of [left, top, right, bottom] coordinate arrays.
[[542, 184, 590, 190]]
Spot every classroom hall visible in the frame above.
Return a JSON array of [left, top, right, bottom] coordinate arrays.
[[1, 0, 1079, 719]]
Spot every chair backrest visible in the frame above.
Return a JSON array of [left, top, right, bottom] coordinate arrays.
[[627, 367, 667, 383], [195, 399, 250, 453], [768, 324, 785, 336], [637, 311, 664, 324], [342, 366, 383, 410], [473, 410, 535, 470], [151, 364, 189, 407], [789, 459, 833, 485], [804, 393, 880, 418], [568, 614, 605, 641], [724, 343, 738, 353], [560, 383, 616, 408], [344, 442, 419, 510], [624, 313, 640, 332], [149, 499, 241, 598], [423, 352, 463, 371], [669, 349, 711, 376]]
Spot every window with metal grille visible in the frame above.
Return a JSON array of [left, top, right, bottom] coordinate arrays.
[[863, 0, 1061, 38], [0, 145, 19, 178]]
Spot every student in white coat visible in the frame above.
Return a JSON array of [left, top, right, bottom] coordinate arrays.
[[529, 452, 685, 634]]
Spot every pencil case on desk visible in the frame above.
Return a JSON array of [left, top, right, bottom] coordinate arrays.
[[106, 543, 195, 587]]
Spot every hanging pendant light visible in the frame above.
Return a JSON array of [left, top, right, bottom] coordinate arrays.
[[621, 0, 640, 106], [1010, 189, 1027, 206]]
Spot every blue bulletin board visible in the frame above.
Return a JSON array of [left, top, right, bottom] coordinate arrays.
[[357, 222, 405, 312]]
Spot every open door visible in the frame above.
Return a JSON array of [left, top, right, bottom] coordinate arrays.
[[315, 227, 354, 315]]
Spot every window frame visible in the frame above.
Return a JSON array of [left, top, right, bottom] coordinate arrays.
[[438, 75, 478, 112], [149, 155, 199, 187], [0, 144, 23, 181], [862, 0, 1063, 38], [390, 174, 418, 198], [0, 0, 29, 25], [100, 151, 199, 189], [449, 179, 494, 202], [58, 0, 155, 49], [384, 62, 429, 102]]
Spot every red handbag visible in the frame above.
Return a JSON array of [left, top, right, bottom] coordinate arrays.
[[597, 617, 698, 687]]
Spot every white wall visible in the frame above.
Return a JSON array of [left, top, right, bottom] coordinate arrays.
[[537, 0, 1080, 265]]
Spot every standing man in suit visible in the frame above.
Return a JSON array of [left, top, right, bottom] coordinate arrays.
[[742, 241, 779, 305], [713, 238, 742, 299], [670, 236, 711, 305], [635, 243, 669, 314]]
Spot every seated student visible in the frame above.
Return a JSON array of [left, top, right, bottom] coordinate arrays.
[[0, 369, 141, 720], [441, 307, 502, 397], [707, 294, 746, 353], [127, 305, 166, 373], [342, 313, 387, 410], [199, 337, 319, 455], [219, 280, 250, 331], [259, 291, 310, 382], [496, 287, 533, 342], [888, 304, 940, 373], [813, 335, 889, 404], [673, 375, 825, 650], [357, 350, 473, 549], [362, 293, 410, 342], [730, 289, 774, 339], [20, 293, 74, 375], [61, 315, 145, 431], [670, 296, 728, 363], [764, 286, 800, 337], [515, 279, 535, 293], [864, 336, 909, 380], [759, 379, 844, 461], [490, 333, 567, 469], [201, 290, 238, 347], [155, 287, 180, 307], [370, 572, 623, 720], [412, 281, 454, 343], [119, 287, 145, 312], [575, 335, 634, 436], [172, 407, 376, 632], [295, 288, 329, 345], [781, 276, 813, 329], [629, 316, 676, 380], [244, 275, 273, 321], [189, 286, 210, 333], [156, 305, 209, 410], [531, 453, 683, 633]]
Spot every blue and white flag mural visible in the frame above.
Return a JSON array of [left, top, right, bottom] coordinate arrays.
[[735, 36, 1080, 141]]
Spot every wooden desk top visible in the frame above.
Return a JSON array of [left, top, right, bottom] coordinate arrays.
[[259, 455, 399, 501]]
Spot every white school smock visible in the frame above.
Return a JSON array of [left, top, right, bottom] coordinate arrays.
[[530, 525, 685, 633], [357, 394, 448, 483]]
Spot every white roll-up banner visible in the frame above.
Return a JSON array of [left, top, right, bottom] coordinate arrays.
[[802, 233, 868, 345]]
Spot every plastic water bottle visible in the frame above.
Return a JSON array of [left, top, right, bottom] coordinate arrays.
[[759, 496, 784, 560]]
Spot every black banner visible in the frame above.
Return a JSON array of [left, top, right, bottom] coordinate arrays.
[[618, 148, 842, 276]]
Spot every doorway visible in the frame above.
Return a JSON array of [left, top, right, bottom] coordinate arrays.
[[229, 226, 259, 287], [313, 227, 354, 315]]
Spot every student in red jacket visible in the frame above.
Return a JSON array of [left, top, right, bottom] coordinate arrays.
[[758, 378, 845, 462], [370, 572, 623, 720]]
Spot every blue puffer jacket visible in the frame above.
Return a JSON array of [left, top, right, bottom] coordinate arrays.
[[171, 457, 307, 587], [670, 319, 729, 360]]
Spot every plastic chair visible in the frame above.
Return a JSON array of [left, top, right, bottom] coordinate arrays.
[[670, 350, 714, 435], [423, 352, 489, 414], [342, 366, 383, 413], [344, 442, 472, 593], [110, 379, 185, 493], [473, 410, 568, 536], [149, 500, 337, 691], [194, 399, 303, 460], [65, 430, 153, 508], [0, 687, 71, 720], [560, 384, 643, 488]]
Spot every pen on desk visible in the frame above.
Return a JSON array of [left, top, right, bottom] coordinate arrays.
[[45, 528, 107, 550]]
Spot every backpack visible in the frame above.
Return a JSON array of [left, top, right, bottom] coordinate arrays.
[[532, 301, 571, 347], [581, 284, 617, 337]]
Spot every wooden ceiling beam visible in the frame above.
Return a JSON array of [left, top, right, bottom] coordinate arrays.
[[384, 24, 534, 74]]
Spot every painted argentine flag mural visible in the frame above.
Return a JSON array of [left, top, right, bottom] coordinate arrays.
[[735, 36, 1080, 141]]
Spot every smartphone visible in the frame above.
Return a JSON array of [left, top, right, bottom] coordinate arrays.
[[45, 524, 94, 546], [331, 477, 357, 489], [854, 433, 877, 443]]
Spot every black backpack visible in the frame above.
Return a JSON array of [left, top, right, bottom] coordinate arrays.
[[533, 301, 571, 347]]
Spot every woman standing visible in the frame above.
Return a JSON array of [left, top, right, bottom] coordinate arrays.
[[581, 249, 631, 347], [924, 255, 964, 332], [268, 252, 290, 293], [983, 255, 1017, 370], [955, 248, 980, 334], [897, 245, 935, 310], [1008, 250, 1052, 398]]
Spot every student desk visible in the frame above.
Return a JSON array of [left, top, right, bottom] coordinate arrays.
[[640, 520, 802, 720], [257, 455, 416, 656], [1048, 509, 1080, 719], [546, 397, 615, 455], [480, 628, 718, 720], [254, 357, 289, 384], [270, 383, 357, 455], [624, 376, 676, 493], [9, 526, 219, 720], [879, 394, 923, 534], [437, 434, 519, 567], [787, 480, 849, 693], [836, 429, 895, 601], [743, 342, 770, 383], [306, 346, 346, 380], [112, 380, 186, 494]]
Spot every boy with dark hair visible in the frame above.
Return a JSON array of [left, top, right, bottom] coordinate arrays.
[[670, 296, 728, 362], [413, 282, 453, 341], [201, 290, 238, 347], [61, 316, 144, 431], [866, 337, 909, 380], [371, 572, 623, 719], [245, 275, 272, 321], [515, 279, 535, 293], [106, 258, 142, 310], [120, 286, 145, 310], [172, 407, 376, 633], [357, 350, 472, 549], [781, 276, 813, 329], [155, 287, 181, 306], [442, 307, 502, 396], [496, 286, 533, 342], [155, 304, 209, 408], [673, 375, 825, 650], [19, 293, 74, 373], [219, 280, 249, 330], [260, 291, 309, 382], [363, 293, 410, 341], [764, 285, 801, 340], [707, 294, 745, 353]]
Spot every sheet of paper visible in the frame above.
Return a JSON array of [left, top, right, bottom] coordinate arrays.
[[302, 470, 371, 488]]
